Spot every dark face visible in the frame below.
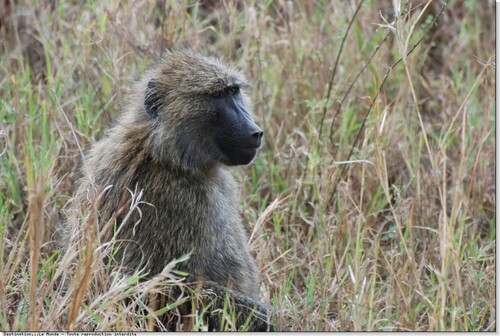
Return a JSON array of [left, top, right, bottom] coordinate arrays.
[[144, 78, 263, 169], [210, 85, 263, 166]]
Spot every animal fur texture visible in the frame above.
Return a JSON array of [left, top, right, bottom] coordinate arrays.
[[69, 49, 272, 331]]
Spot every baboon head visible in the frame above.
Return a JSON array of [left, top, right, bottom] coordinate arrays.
[[142, 49, 263, 171]]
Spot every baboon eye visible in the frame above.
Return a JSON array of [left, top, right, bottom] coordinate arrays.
[[212, 90, 223, 98], [228, 85, 239, 95]]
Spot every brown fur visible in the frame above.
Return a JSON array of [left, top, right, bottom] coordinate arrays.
[[69, 49, 272, 331]]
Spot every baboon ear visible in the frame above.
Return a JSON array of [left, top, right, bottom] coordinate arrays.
[[144, 80, 161, 118]]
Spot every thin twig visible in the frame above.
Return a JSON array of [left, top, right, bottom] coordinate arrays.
[[329, 30, 392, 146], [328, 0, 449, 206], [0, 131, 7, 157], [53, 88, 86, 162], [296, 0, 365, 212], [317, 0, 366, 138]]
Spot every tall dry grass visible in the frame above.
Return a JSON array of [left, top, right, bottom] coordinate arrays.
[[0, 0, 495, 331]]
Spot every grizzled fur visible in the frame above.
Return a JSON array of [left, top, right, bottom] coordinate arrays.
[[70, 49, 272, 330]]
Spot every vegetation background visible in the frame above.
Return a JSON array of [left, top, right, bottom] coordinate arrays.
[[0, 0, 495, 331]]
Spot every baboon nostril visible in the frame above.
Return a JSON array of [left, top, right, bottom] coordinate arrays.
[[251, 131, 264, 141], [249, 131, 263, 148]]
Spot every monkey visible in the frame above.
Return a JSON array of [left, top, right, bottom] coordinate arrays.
[[69, 49, 273, 331]]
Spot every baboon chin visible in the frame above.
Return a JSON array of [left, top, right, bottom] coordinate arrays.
[[70, 49, 273, 331]]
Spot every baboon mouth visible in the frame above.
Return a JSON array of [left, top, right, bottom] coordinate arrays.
[[224, 144, 261, 150], [225, 145, 258, 155], [219, 144, 258, 166]]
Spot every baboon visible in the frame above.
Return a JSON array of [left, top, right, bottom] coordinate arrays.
[[71, 49, 272, 331]]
